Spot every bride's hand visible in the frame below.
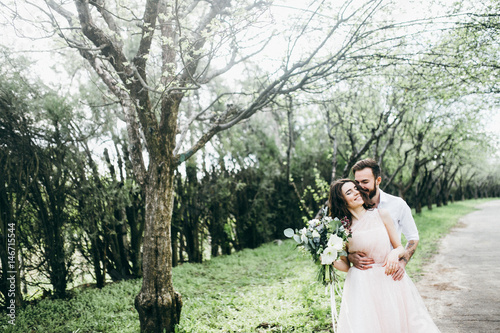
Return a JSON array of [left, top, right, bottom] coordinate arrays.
[[383, 250, 400, 275]]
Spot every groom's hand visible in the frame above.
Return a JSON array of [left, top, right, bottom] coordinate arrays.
[[348, 252, 375, 270]]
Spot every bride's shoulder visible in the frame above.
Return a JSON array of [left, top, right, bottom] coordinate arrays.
[[375, 208, 391, 220], [375, 208, 393, 226]]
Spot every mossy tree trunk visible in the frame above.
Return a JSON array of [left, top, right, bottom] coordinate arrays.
[[135, 153, 182, 332]]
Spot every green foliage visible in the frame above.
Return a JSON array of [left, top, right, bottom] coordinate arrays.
[[174, 242, 336, 332], [1, 200, 491, 332], [0, 49, 144, 304], [0, 52, 83, 301], [0, 280, 141, 333]]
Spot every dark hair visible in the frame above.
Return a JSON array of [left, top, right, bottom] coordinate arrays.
[[352, 158, 381, 179], [328, 179, 374, 222]]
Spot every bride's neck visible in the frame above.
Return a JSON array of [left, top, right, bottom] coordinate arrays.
[[349, 206, 366, 222]]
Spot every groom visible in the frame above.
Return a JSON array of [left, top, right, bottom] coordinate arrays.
[[348, 158, 419, 281]]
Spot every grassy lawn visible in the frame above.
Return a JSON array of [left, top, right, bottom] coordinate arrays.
[[0, 199, 492, 333]]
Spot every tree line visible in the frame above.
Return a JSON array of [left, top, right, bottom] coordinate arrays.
[[1, 49, 498, 311]]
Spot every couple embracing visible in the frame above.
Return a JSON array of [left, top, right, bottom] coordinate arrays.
[[330, 159, 440, 332]]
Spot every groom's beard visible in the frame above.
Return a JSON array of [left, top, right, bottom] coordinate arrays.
[[357, 186, 375, 199]]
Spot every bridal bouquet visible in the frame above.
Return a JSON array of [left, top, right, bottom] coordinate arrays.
[[284, 207, 352, 285]]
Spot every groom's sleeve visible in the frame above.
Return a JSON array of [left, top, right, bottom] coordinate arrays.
[[400, 202, 419, 241]]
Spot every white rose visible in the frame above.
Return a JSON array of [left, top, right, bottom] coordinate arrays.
[[328, 234, 344, 251], [308, 219, 320, 227], [321, 246, 338, 265]]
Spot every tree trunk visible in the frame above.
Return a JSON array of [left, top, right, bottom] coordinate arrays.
[[171, 231, 179, 267], [183, 163, 202, 263], [90, 226, 105, 288], [47, 219, 68, 299], [426, 199, 433, 211], [126, 201, 144, 277], [178, 235, 185, 264], [31, 180, 69, 299], [135, 160, 182, 333], [415, 201, 422, 214], [435, 185, 443, 207], [414, 178, 425, 214], [184, 218, 201, 263]]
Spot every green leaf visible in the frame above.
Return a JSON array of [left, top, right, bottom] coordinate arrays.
[[293, 234, 302, 243], [284, 228, 295, 238]]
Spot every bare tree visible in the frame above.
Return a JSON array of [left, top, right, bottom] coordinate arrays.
[[320, 79, 408, 181]]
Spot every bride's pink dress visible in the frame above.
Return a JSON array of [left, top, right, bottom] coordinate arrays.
[[337, 209, 440, 333]]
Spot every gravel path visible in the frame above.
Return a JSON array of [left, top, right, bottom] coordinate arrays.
[[416, 200, 500, 333]]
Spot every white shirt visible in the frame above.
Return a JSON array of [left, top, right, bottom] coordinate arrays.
[[378, 189, 419, 241]]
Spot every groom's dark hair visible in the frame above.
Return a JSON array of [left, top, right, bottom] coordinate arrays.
[[352, 158, 381, 179]]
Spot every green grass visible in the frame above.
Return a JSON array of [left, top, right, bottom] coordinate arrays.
[[0, 199, 493, 333], [173, 241, 335, 333]]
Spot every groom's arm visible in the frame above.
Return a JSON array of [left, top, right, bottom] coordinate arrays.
[[401, 239, 418, 266], [391, 201, 419, 280]]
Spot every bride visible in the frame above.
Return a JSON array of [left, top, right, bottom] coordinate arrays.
[[330, 179, 440, 333]]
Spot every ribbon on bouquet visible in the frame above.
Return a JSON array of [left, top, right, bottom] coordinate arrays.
[[330, 282, 338, 333], [327, 267, 341, 333]]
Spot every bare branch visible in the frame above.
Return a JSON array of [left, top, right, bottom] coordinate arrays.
[[43, 0, 76, 25], [199, 35, 274, 83], [78, 48, 147, 185], [90, 0, 124, 48]]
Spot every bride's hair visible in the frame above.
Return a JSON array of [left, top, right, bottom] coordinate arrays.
[[328, 179, 374, 222]]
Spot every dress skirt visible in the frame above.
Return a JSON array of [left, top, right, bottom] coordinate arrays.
[[337, 265, 440, 333], [337, 209, 440, 333]]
